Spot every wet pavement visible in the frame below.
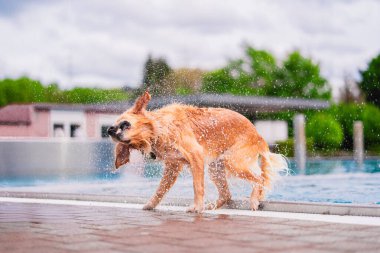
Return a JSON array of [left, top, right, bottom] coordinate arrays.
[[1, 201, 380, 253]]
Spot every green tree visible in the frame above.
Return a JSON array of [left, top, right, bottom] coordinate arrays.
[[142, 55, 172, 95], [0, 77, 46, 106], [328, 104, 364, 149], [327, 103, 380, 150], [0, 77, 130, 107], [306, 113, 343, 151], [201, 46, 331, 100], [246, 47, 277, 87], [163, 68, 204, 95], [202, 60, 261, 95], [361, 104, 380, 147], [359, 53, 380, 107], [63, 88, 129, 104], [274, 52, 330, 99]]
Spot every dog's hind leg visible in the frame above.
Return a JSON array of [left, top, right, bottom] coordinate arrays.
[[143, 161, 183, 210], [223, 154, 264, 211], [205, 160, 232, 210]]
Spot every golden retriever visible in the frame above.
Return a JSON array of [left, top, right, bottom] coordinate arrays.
[[108, 91, 288, 213]]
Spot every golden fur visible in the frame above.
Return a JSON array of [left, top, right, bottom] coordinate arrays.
[[111, 91, 288, 213]]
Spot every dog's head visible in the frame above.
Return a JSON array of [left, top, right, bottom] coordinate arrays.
[[108, 91, 155, 168]]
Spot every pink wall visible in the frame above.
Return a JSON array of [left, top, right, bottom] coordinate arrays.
[[86, 112, 97, 138], [33, 110, 50, 137], [0, 110, 50, 137], [0, 124, 33, 136]]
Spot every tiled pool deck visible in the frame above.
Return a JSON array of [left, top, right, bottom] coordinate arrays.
[[1, 199, 380, 253]]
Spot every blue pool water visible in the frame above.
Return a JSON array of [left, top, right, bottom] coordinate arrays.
[[1, 159, 379, 205]]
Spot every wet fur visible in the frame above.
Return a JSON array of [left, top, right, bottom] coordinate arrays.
[[112, 91, 288, 213]]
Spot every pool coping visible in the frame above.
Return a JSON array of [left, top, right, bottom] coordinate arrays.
[[1, 191, 379, 217]]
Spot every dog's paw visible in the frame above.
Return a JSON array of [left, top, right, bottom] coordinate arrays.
[[250, 199, 260, 211], [142, 203, 155, 211], [205, 202, 217, 210], [186, 205, 204, 214]]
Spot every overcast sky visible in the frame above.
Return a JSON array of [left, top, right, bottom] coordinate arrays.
[[0, 0, 379, 97]]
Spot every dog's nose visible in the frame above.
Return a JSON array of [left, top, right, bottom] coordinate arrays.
[[107, 126, 117, 136]]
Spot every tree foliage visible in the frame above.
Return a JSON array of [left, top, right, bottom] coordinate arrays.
[[328, 103, 380, 149], [202, 66, 259, 95], [361, 104, 380, 147], [359, 53, 380, 107], [163, 68, 204, 95], [306, 113, 343, 151], [142, 55, 172, 96], [0, 77, 130, 107], [202, 46, 331, 99]]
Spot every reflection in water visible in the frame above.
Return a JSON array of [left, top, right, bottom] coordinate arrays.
[[288, 159, 380, 175], [0, 159, 379, 205]]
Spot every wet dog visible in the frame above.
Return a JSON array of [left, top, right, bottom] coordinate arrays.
[[108, 91, 288, 213]]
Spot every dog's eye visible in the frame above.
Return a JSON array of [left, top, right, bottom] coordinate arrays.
[[119, 121, 131, 130]]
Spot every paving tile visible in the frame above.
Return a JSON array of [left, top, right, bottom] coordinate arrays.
[[0, 201, 379, 253], [314, 239, 380, 251], [36, 233, 101, 243], [246, 238, 313, 251], [281, 247, 346, 253], [101, 234, 176, 246], [154, 230, 216, 240], [294, 234, 352, 244], [58, 240, 116, 251], [121, 242, 192, 253], [261, 226, 329, 237], [224, 232, 286, 242], [320, 229, 376, 239], [173, 237, 236, 248], [198, 245, 267, 253]]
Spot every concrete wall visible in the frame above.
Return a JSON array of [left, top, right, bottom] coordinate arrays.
[[0, 139, 145, 179], [0, 139, 114, 179], [254, 120, 288, 144]]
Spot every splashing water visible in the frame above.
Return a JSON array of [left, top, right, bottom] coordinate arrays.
[[1, 159, 379, 205]]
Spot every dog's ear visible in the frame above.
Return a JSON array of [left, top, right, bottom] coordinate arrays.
[[115, 143, 130, 169], [132, 91, 151, 114]]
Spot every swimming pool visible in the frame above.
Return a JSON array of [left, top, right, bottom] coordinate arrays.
[[1, 159, 379, 205]]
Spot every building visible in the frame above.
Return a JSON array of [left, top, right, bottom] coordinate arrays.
[[0, 94, 329, 143], [0, 103, 129, 139]]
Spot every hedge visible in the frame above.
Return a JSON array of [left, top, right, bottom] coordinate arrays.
[[306, 113, 343, 151]]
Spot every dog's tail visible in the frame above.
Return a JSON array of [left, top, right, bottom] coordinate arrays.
[[258, 144, 289, 189]]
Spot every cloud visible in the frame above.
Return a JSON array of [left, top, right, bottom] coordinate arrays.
[[0, 0, 379, 99]]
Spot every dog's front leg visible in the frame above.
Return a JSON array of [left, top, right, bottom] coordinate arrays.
[[179, 144, 205, 213], [143, 162, 182, 210], [187, 157, 205, 213]]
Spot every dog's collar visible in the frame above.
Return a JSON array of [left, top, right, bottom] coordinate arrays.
[[149, 152, 156, 160], [142, 150, 157, 160]]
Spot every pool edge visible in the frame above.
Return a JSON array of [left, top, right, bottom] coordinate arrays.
[[1, 191, 379, 217]]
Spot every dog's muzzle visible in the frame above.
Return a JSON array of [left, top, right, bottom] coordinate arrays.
[[107, 126, 117, 137]]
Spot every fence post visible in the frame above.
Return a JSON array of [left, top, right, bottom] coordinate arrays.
[[353, 121, 364, 166], [294, 114, 306, 172]]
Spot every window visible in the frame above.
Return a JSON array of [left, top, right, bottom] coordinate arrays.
[[53, 124, 65, 137], [70, 124, 81, 138], [101, 125, 111, 138]]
